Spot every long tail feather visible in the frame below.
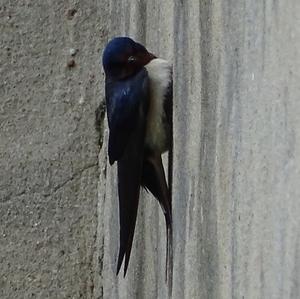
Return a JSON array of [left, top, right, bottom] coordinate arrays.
[[141, 154, 173, 282]]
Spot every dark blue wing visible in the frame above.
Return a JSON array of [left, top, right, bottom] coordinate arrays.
[[105, 68, 149, 165], [105, 68, 149, 276]]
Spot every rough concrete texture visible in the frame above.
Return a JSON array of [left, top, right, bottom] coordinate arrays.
[[0, 1, 108, 298], [1, 0, 300, 299]]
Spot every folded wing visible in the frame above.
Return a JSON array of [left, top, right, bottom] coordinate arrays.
[[105, 69, 149, 276]]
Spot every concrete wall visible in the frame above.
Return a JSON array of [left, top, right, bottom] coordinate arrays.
[[0, 1, 107, 298], [1, 0, 299, 299]]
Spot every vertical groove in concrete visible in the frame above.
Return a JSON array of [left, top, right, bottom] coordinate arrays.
[[1, 0, 299, 298], [101, 0, 300, 298]]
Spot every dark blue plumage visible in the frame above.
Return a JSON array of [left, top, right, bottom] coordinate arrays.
[[105, 69, 149, 164], [102, 37, 172, 278]]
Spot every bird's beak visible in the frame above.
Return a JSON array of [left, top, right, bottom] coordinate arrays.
[[128, 52, 156, 67], [138, 52, 156, 66], [148, 52, 156, 60]]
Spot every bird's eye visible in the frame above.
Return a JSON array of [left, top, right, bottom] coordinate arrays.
[[128, 56, 136, 63]]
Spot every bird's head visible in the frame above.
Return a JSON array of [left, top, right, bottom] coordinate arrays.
[[102, 37, 156, 80]]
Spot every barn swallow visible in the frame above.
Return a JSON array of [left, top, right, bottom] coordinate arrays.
[[102, 37, 172, 278]]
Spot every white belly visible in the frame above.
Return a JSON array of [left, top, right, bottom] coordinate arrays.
[[144, 58, 172, 153]]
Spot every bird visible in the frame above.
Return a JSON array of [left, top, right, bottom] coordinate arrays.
[[102, 37, 173, 278]]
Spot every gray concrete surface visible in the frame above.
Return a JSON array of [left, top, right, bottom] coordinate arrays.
[[1, 0, 300, 299], [101, 0, 300, 299], [172, 1, 300, 298], [0, 1, 108, 298]]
